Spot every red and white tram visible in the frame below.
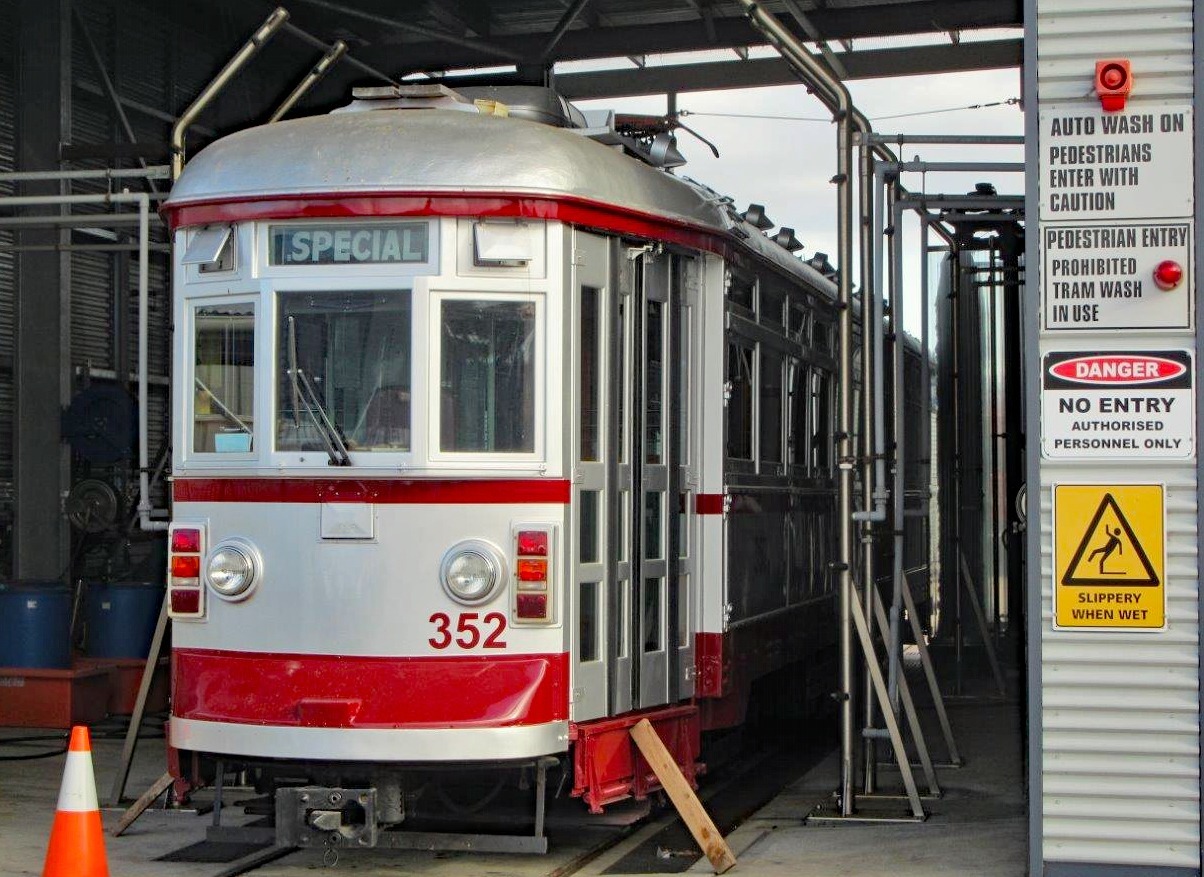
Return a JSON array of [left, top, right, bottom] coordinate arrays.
[[162, 85, 843, 849]]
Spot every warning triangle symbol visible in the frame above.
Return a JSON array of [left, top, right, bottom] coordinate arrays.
[[1061, 493, 1159, 587]]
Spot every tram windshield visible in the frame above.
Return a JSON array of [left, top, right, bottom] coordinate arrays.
[[276, 290, 412, 454]]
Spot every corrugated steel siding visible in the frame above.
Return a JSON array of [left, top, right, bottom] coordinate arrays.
[[1038, 1, 1195, 102], [1036, 0, 1200, 869], [0, 0, 16, 515]]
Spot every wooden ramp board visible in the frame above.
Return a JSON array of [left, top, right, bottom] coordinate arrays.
[[629, 719, 736, 874]]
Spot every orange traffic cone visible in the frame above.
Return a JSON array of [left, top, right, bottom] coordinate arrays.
[[42, 726, 109, 877]]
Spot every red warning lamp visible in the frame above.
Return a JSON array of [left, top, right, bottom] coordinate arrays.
[[1095, 59, 1132, 112], [1153, 260, 1184, 291]]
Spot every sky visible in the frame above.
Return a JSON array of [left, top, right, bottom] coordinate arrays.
[[562, 45, 1025, 334]]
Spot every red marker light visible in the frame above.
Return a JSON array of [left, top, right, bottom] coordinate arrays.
[[516, 530, 548, 556], [516, 593, 548, 619], [1153, 260, 1183, 291], [169, 588, 201, 615], [171, 528, 202, 553], [171, 555, 200, 578]]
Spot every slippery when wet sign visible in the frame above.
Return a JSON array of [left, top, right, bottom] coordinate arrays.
[[1053, 484, 1165, 631]]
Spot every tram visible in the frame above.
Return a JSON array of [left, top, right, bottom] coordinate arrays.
[[161, 84, 860, 849]]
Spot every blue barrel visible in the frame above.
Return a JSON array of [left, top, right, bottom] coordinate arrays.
[[0, 582, 72, 669], [85, 581, 164, 659]]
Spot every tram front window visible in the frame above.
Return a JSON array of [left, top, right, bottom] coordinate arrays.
[[194, 305, 255, 454], [440, 299, 536, 453], [276, 291, 412, 454]]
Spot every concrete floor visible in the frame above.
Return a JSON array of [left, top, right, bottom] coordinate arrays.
[[0, 673, 1026, 876]]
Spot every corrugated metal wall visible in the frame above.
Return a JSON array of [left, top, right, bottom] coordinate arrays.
[[0, 0, 17, 575], [1035, 0, 1201, 870]]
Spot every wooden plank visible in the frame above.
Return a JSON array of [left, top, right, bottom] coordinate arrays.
[[629, 719, 736, 875], [112, 771, 174, 837]]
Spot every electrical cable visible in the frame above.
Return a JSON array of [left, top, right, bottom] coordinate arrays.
[[678, 97, 1020, 124]]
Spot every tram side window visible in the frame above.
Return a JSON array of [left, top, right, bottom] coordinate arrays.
[[277, 291, 412, 453], [788, 360, 810, 472], [726, 343, 754, 461], [441, 299, 536, 453], [194, 304, 254, 454], [727, 271, 755, 312], [759, 350, 784, 467], [812, 368, 833, 474], [760, 279, 786, 327]]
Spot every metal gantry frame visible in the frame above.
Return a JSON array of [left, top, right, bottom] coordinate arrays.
[[739, 0, 1026, 823]]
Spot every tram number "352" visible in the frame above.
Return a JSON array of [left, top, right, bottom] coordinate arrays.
[[428, 612, 507, 650]]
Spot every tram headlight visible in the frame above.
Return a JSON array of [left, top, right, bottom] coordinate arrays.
[[439, 540, 506, 605], [205, 540, 260, 600]]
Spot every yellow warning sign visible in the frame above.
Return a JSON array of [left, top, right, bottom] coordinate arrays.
[[1054, 484, 1165, 630]]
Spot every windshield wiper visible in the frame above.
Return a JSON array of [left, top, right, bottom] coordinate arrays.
[[287, 316, 352, 466]]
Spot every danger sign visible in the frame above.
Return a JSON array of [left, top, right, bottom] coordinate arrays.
[[1042, 350, 1194, 459], [1053, 484, 1165, 631]]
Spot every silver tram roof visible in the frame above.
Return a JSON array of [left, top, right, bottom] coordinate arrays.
[[167, 94, 836, 294]]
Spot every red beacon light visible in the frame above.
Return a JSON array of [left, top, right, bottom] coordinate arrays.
[[1153, 260, 1184, 291], [1095, 59, 1132, 112], [171, 528, 202, 553]]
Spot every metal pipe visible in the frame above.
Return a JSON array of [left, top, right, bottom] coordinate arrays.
[[887, 183, 906, 705], [171, 7, 290, 179], [0, 243, 170, 253], [0, 167, 170, 183], [268, 40, 348, 123], [857, 142, 886, 795], [867, 134, 1024, 146], [0, 214, 161, 228], [281, 22, 401, 86], [888, 161, 1024, 174], [735, 0, 857, 816]]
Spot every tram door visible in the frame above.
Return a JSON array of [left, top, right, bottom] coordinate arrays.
[[609, 245, 695, 715]]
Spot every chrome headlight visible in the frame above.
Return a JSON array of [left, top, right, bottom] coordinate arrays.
[[205, 540, 260, 600], [439, 540, 506, 605]]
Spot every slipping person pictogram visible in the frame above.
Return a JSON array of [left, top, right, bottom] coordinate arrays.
[[1061, 493, 1159, 588], [1086, 525, 1124, 575]]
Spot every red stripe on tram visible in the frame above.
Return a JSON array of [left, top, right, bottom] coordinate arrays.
[[172, 477, 572, 504], [172, 648, 570, 728], [695, 493, 725, 515]]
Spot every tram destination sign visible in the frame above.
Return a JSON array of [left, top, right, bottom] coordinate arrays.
[[1039, 104, 1193, 220], [1041, 350, 1194, 460], [1042, 221, 1192, 331], [269, 222, 429, 266]]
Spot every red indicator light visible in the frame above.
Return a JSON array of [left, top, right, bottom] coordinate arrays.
[[516, 530, 548, 556], [1094, 59, 1132, 112], [170, 589, 201, 615], [171, 555, 200, 578], [171, 528, 201, 553], [1153, 260, 1183, 291], [516, 593, 548, 619], [517, 559, 548, 582]]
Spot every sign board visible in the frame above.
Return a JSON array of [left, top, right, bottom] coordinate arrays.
[[1053, 484, 1165, 630], [1039, 104, 1193, 220], [269, 222, 429, 266], [1042, 350, 1194, 459], [1042, 221, 1192, 330]]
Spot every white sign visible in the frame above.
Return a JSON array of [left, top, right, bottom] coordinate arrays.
[[1042, 221, 1192, 331], [1039, 105, 1194, 220], [1042, 350, 1195, 459]]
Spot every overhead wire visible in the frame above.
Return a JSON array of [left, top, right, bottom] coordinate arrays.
[[678, 97, 1021, 124]]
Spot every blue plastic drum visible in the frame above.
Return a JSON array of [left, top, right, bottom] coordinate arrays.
[[85, 581, 164, 659], [0, 582, 72, 669]]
